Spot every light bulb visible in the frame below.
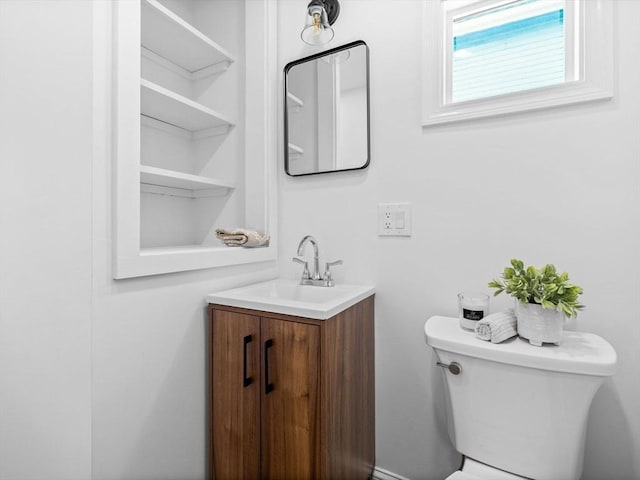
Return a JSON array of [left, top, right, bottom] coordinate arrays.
[[312, 11, 321, 32]]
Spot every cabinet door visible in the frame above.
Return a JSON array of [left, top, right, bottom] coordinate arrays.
[[211, 309, 261, 479], [261, 318, 320, 480]]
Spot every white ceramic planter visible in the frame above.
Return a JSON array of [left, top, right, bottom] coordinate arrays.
[[516, 302, 566, 346]]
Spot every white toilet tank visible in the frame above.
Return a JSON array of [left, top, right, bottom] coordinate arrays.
[[424, 316, 616, 480]]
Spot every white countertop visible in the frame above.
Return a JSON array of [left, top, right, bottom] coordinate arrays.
[[207, 278, 375, 320]]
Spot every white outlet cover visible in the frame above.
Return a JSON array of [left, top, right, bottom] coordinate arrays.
[[378, 203, 412, 236]]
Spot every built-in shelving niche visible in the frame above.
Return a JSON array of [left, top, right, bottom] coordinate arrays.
[[112, 0, 277, 278], [286, 91, 304, 161]]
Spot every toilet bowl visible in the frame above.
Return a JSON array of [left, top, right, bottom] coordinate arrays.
[[424, 315, 616, 480], [445, 457, 528, 480]]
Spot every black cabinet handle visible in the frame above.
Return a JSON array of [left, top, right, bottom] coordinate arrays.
[[243, 335, 253, 387], [264, 339, 274, 395]]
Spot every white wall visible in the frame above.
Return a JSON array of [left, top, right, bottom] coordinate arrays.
[[0, 1, 93, 478], [278, 1, 640, 479], [0, 2, 277, 479]]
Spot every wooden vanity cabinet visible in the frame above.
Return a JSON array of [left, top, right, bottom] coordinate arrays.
[[208, 295, 375, 480]]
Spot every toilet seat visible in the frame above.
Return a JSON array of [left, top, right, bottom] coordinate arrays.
[[444, 458, 530, 480], [445, 471, 483, 480]]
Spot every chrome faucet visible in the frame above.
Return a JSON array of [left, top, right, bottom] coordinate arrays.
[[297, 235, 321, 280], [292, 235, 342, 287]]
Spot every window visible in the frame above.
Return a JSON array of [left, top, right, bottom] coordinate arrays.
[[450, 0, 568, 103], [422, 0, 613, 126]]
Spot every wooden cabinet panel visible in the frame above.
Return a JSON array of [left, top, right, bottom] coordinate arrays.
[[261, 319, 320, 480], [209, 296, 374, 480], [210, 309, 261, 480], [320, 296, 375, 479]]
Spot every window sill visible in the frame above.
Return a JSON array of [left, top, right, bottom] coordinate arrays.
[[422, 79, 613, 127]]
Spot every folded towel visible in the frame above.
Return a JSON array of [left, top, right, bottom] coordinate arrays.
[[216, 228, 270, 248], [475, 309, 517, 344]]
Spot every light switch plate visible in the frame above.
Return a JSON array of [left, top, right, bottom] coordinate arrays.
[[378, 203, 412, 236]]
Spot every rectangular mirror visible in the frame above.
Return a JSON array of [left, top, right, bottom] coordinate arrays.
[[284, 41, 370, 176]]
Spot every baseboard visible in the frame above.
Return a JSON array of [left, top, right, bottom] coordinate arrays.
[[372, 466, 412, 480]]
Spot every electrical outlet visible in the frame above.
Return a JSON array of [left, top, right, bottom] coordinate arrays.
[[383, 210, 393, 230], [378, 203, 412, 237]]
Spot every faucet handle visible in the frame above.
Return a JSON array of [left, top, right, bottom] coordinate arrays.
[[292, 257, 310, 280], [323, 260, 343, 286]]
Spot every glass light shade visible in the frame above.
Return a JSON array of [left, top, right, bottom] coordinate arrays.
[[301, 25, 334, 45], [301, 5, 334, 45]]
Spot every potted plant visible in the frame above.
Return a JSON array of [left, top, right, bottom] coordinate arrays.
[[488, 259, 584, 346]]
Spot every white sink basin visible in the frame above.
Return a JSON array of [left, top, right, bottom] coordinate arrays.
[[207, 279, 375, 320]]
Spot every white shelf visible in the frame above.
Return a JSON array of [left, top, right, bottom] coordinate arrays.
[[141, 0, 235, 73], [287, 92, 304, 110], [288, 143, 304, 156], [123, 244, 276, 279], [140, 79, 234, 132], [141, 114, 229, 140], [140, 165, 234, 198]]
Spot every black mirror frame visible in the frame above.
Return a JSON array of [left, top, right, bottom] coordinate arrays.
[[283, 40, 370, 177]]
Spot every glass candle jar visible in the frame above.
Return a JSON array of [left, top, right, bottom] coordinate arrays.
[[458, 292, 490, 330]]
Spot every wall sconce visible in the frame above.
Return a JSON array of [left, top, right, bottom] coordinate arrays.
[[301, 0, 340, 46]]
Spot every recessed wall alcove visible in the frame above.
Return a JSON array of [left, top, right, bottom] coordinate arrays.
[[111, 0, 277, 278]]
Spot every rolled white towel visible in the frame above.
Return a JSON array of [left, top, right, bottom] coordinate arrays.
[[475, 309, 517, 344], [216, 228, 270, 248]]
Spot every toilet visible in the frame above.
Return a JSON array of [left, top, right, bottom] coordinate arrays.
[[424, 315, 617, 480]]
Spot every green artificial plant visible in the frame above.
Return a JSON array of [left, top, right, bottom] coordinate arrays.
[[488, 259, 585, 318]]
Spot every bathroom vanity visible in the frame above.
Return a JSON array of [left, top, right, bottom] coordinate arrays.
[[207, 280, 375, 479]]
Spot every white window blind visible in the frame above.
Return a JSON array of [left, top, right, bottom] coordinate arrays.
[[450, 0, 566, 103]]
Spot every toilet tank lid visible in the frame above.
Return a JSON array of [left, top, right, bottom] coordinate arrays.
[[424, 316, 617, 376]]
